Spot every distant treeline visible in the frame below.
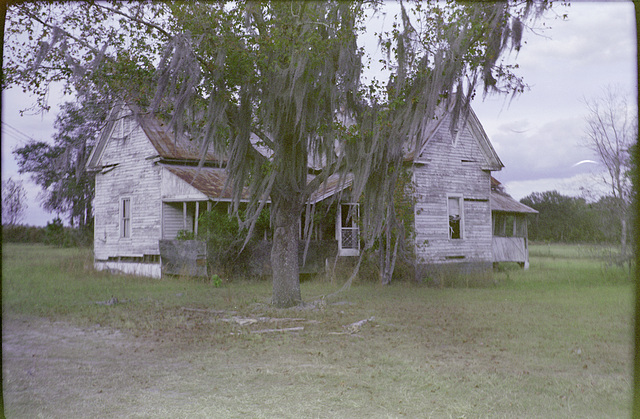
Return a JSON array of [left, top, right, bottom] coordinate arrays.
[[2, 218, 93, 247], [521, 191, 626, 243]]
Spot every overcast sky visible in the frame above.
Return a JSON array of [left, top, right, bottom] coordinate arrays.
[[1, 1, 637, 226], [471, 1, 637, 201]]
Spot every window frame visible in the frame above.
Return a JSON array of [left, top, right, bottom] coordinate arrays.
[[337, 203, 360, 256], [120, 197, 132, 239], [447, 194, 464, 240]]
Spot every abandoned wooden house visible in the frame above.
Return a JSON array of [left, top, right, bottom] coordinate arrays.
[[86, 102, 536, 279]]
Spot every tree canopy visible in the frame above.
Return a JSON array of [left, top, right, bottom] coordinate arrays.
[[1, 178, 27, 226], [582, 84, 637, 257], [4, 1, 551, 306], [519, 190, 626, 244], [14, 98, 107, 229]]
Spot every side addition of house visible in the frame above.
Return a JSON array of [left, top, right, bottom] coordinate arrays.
[[409, 106, 537, 277]]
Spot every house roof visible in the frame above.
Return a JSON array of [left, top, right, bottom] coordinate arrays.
[[86, 102, 222, 171], [163, 164, 352, 204], [490, 178, 538, 214], [137, 113, 220, 162], [163, 165, 241, 201], [308, 172, 354, 204], [491, 190, 537, 214], [490, 177, 537, 214]]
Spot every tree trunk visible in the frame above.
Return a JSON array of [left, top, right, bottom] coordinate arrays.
[[271, 199, 302, 308], [620, 216, 627, 262]]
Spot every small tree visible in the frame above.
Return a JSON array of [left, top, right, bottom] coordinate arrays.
[[582, 85, 637, 259], [14, 98, 106, 230], [2, 178, 27, 226]]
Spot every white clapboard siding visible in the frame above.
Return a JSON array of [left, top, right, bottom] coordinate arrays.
[[412, 112, 494, 265], [93, 109, 162, 261], [162, 201, 194, 239]]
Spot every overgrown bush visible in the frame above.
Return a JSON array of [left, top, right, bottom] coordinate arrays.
[[44, 218, 65, 246], [41, 217, 92, 247], [2, 224, 46, 243], [195, 207, 272, 278], [197, 210, 244, 277], [176, 230, 196, 240], [2, 221, 92, 247]]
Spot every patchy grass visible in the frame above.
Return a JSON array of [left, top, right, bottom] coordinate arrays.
[[2, 243, 634, 418]]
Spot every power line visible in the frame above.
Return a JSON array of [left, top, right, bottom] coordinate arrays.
[[1, 121, 39, 144]]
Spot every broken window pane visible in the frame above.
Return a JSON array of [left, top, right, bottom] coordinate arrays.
[[448, 197, 462, 239]]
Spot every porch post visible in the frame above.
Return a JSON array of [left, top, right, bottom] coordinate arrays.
[[195, 201, 200, 236], [183, 202, 187, 230]]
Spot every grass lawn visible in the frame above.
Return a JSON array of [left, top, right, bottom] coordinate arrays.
[[2, 243, 634, 418]]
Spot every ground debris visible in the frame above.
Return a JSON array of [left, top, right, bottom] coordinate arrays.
[[95, 297, 123, 306], [342, 316, 375, 334], [181, 307, 231, 315], [221, 316, 310, 326], [250, 326, 305, 334]]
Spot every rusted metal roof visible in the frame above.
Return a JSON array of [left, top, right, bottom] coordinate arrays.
[[138, 114, 221, 162], [309, 173, 353, 204], [163, 164, 350, 203], [163, 165, 242, 200], [491, 190, 538, 214]]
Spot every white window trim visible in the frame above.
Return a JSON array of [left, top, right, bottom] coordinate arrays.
[[337, 203, 360, 257], [447, 194, 464, 240], [120, 197, 132, 239]]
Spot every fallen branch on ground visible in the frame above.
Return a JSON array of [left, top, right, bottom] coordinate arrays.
[[343, 316, 375, 334], [220, 316, 310, 326], [181, 307, 229, 315], [250, 326, 304, 334]]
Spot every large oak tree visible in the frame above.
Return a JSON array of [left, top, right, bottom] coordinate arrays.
[[4, 1, 549, 307]]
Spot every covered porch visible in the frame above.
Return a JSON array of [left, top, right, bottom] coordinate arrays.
[[490, 182, 538, 269], [159, 165, 360, 277]]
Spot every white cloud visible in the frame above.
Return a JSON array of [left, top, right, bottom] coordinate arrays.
[[491, 117, 596, 179]]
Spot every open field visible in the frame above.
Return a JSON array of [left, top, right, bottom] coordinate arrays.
[[2, 243, 634, 418]]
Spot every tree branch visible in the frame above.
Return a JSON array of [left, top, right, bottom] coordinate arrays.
[[93, 3, 172, 38]]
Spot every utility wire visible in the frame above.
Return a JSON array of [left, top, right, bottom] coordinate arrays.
[[1, 121, 39, 144]]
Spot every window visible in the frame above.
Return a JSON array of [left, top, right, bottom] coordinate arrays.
[[493, 214, 505, 236], [493, 213, 527, 238], [338, 203, 360, 256], [515, 216, 527, 237], [117, 115, 133, 140], [448, 196, 463, 239], [121, 197, 131, 238]]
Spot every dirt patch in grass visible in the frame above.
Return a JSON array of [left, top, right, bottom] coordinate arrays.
[[3, 315, 162, 417], [3, 291, 633, 418]]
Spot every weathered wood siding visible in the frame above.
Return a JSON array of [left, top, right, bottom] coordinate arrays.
[[162, 202, 188, 239], [161, 168, 209, 201], [413, 113, 493, 266], [492, 237, 528, 263], [93, 110, 162, 261]]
